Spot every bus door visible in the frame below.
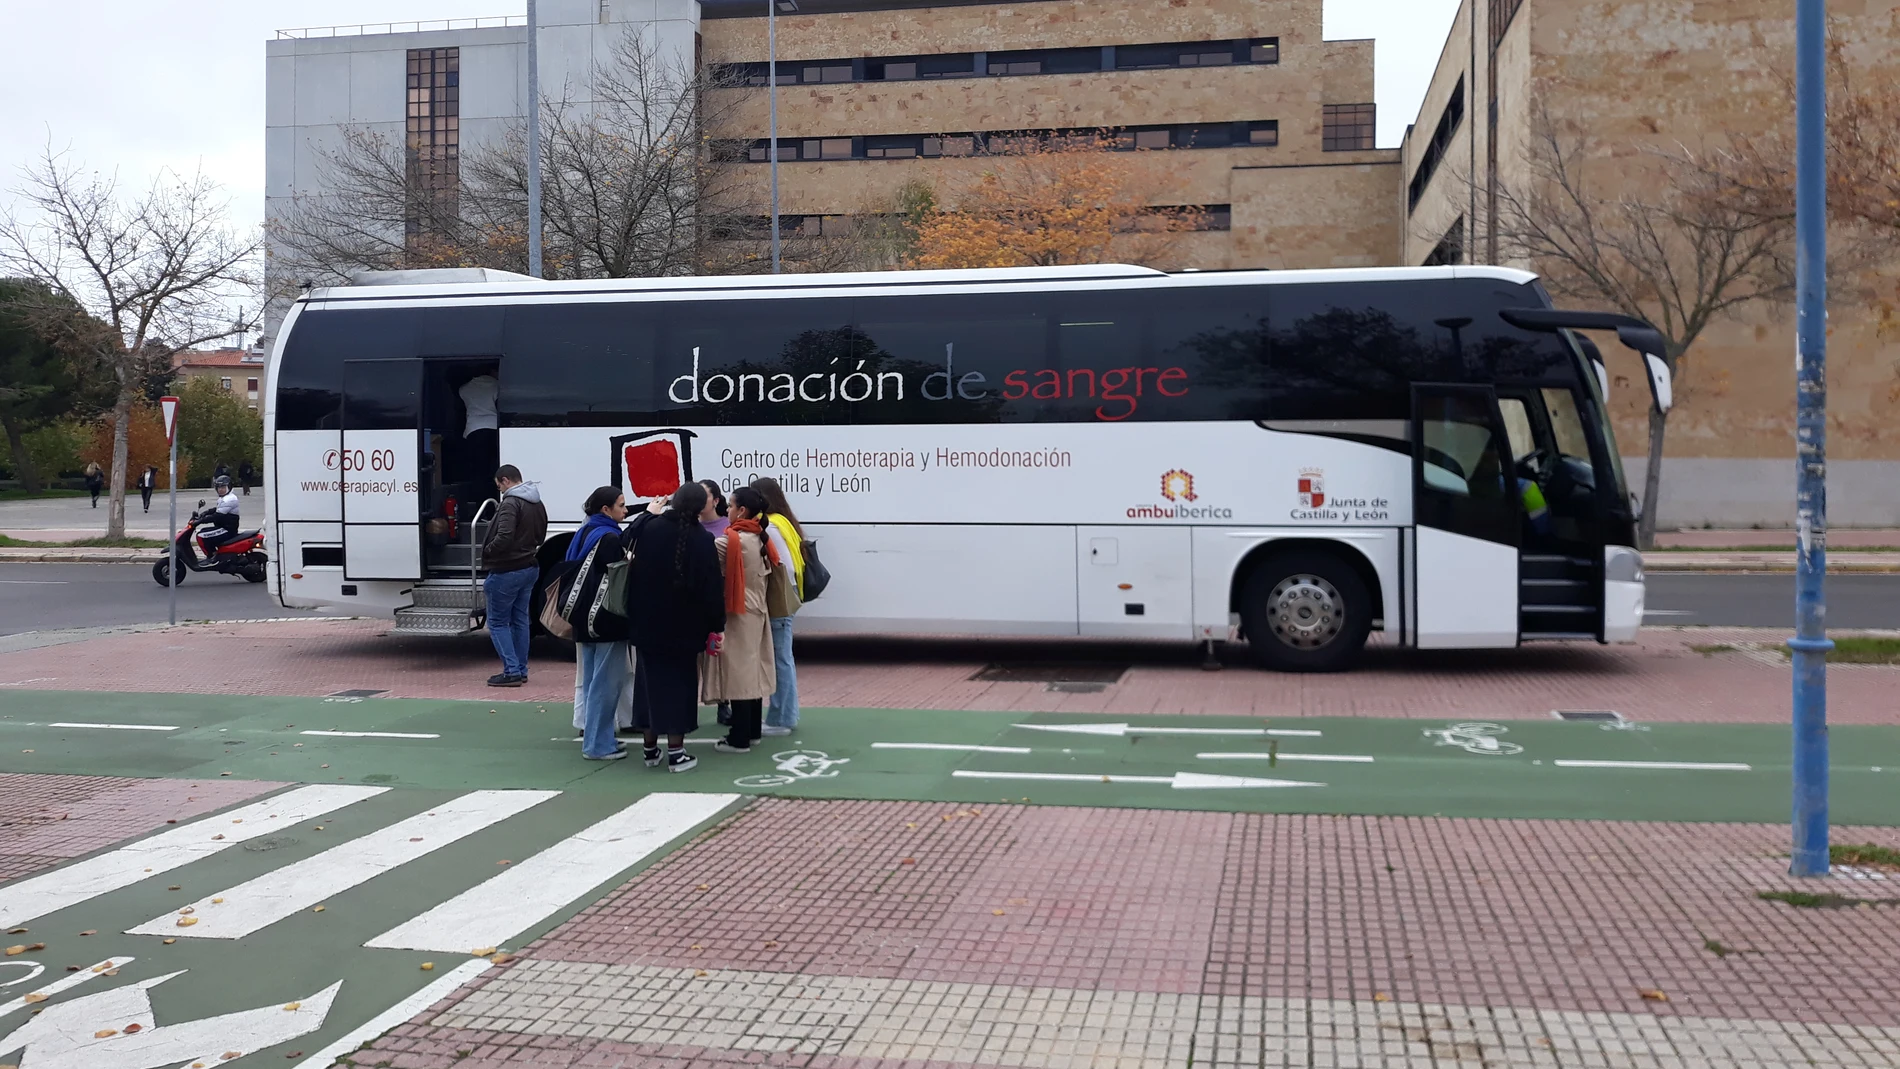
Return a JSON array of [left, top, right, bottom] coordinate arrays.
[[339, 359, 424, 582], [1411, 385, 1519, 648]]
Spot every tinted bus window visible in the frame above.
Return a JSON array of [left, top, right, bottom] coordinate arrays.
[[1266, 281, 1456, 424], [1144, 287, 1270, 422], [276, 306, 502, 430], [501, 302, 660, 426]]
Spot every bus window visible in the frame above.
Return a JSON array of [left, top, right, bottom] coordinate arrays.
[[501, 303, 659, 426], [1418, 393, 1509, 501], [855, 292, 1045, 422], [1498, 397, 1537, 461], [1541, 387, 1593, 463], [659, 298, 861, 425]]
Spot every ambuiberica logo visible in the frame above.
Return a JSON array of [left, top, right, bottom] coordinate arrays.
[[1127, 469, 1232, 520]]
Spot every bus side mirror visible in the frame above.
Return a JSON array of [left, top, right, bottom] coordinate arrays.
[[1643, 353, 1674, 414]]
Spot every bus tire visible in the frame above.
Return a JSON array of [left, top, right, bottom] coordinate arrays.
[[1239, 549, 1372, 673]]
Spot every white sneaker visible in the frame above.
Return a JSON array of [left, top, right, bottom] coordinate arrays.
[[760, 725, 793, 736]]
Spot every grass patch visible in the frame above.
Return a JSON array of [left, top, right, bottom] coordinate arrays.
[[1702, 937, 1739, 958], [1831, 843, 1900, 869], [0, 488, 86, 501], [1688, 643, 1738, 656], [1781, 637, 1900, 665], [0, 533, 166, 549], [1756, 889, 1885, 910]]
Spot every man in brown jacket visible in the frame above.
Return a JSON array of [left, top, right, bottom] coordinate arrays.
[[481, 464, 548, 687]]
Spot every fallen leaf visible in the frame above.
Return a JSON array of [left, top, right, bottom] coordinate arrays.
[[764, 941, 779, 948], [168, 885, 181, 891], [163, 938, 176, 945], [1639, 988, 1669, 1002], [319, 765, 328, 769], [79, 930, 96, 936], [123, 1023, 142, 1033], [900, 857, 916, 865], [694, 969, 708, 977], [212, 898, 223, 905], [497, 860, 511, 866], [696, 884, 710, 891], [3, 947, 23, 957], [231, 819, 243, 824], [23, 943, 42, 952], [283, 1001, 301, 1011], [221, 1053, 242, 1061], [312, 905, 325, 913], [178, 907, 194, 915], [313, 824, 324, 829], [95, 1029, 118, 1039], [690, 944, 702, 951], [420, 962, 434, 971], [470, 947, 497, 956], [176, 917, 198, 927], [1100, 775, 1110, 782], [940, 814, 952, 821], [992, 909, 1006, 916], [905, 822, 917, 829], [218, 772, 230, 777], [91, 963, 111, 973], [64, 965, 79, 972], [4, 928, 23, 935], [1373, 992, 1391, 1003], [286, 1053, 302, 1059], [210, 834, 224, 841], [165, 819, 177, 824], [22, 993, 46, 1004], [489, 953, 515, 965], [408, 837, 422, 842], [20, 750, 31, 754]]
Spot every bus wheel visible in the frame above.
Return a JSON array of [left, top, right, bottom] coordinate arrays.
[[1240, 550, 1371, 672]]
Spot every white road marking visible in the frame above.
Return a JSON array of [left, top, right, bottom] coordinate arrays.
[[0, 969, 339, 1069], [0, 580, 67, 585], [128, 789, 559, 940], [367, 792, 737, 953], [0, 784, 387, 928], [0, 957, 136, 1019], [301, 729, 440, 739], [1643, 610, 1695, 616], [1554, 759, 1753, 771], [951, 769, 1323, 790], [1196, 752, 1375, 763], [1013, 722, 1321, 738], [46, 721, 179, 732], [872, 742, 1034, 754], [300, 960, 491, 1069]]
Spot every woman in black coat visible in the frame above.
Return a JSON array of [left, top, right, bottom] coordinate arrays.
[[627, 481, 725, 773]]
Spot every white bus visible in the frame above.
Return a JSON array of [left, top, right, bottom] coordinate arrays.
[[263, 263, 1670, 671]]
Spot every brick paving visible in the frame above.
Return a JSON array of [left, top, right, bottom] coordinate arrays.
[[0, 617, 1894, 723], [332, 798, 1900, 1068], [0, 772, 283, 882]]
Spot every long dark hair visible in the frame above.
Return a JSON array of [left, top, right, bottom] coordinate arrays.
[[582, 485, 622, 516], [730, 486, 775, 574], [668, 481, 710, 585], [748, 477, 803, 538], [699, 479, 728, 517]]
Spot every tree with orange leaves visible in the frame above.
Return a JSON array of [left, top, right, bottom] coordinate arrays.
[[908, 135, 1199, 270]]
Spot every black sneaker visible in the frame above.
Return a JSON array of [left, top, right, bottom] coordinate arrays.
[[643, 747, 663, 767], [583, 746, 628, 762], [714, 739, 751, 754], [667, 752, 698, 773], [487, 673, 525, 688]]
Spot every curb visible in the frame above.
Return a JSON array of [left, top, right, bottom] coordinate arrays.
[[0, 549, 153, 564]]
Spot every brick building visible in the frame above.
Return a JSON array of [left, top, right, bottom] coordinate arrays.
[[171, 347, 271, 410]]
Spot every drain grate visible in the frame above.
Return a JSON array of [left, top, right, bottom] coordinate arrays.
[[971, 662, 1128, 685], [326, 688, 388, 698], [1552, 709, 1623, 722]]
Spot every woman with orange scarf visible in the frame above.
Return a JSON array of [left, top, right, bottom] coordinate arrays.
[[706, 487, 780, 753]]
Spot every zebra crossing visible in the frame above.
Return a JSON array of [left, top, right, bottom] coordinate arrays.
[[0, 786, 739, 1068]]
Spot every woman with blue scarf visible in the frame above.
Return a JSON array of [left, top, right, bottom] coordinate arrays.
[[564, 491, 664, 748]]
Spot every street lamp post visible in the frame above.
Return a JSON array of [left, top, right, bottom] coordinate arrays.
[[526, 0, 543, 278], [1789, 0, 1832, 878]]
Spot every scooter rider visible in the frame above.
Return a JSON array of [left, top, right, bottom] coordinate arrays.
[[199, 475, 241, 552]]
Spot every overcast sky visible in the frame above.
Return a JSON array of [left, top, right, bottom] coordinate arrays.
[[0, 0, 1459, 234]]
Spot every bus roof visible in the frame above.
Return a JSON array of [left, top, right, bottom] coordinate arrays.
[[302, 263, 1541, 306]]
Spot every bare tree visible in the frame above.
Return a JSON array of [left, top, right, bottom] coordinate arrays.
[[270, 28, 886, 287], [1, 148, 258, 538], [1485, 108, 1795, 547]]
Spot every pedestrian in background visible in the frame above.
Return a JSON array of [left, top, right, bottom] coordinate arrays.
[[239, 459, 255, 496], [751, 477, 805, 735], [626, 481, 723, 772], [697, 478, 732, 728], [480, 464, 547, 688], [708, 487, 779, 753], [566, 485, 632, 761], [84, 462, 103, 508], [138, 466, 157, 513]]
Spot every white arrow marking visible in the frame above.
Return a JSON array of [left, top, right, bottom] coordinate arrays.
[[1553, 759, 1752, 771], [0, 784, 387, 929], [951, 769, 1323, 790], [872, 742, 1033, 754], [0, 959, 135, 1020], [1012, 722, 1321, 738], [0, 970, 339, 1069], [300, 959, 491, 1068], [1196, 752, 1375, 763]]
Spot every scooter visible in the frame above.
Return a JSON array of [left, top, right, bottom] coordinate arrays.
[[151, 500, 268, 586]]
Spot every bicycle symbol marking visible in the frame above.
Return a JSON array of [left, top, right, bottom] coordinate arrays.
[[735, 749, 850, 788], [1423, 722, 1525, 756]]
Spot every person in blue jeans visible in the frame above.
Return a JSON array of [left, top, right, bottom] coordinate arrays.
[[480, 465, 547, 687], [752, 478, 804, 734]]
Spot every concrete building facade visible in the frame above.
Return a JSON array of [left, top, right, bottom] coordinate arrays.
[[171, 347, 271, 410]]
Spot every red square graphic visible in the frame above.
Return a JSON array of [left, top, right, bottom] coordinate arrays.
[[624, 440, 683, 498]]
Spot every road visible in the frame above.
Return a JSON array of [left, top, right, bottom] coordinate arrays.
[[1645, 572, 1900, 628], [2, 563, 1893, 638], [0, 563, 323, 636]]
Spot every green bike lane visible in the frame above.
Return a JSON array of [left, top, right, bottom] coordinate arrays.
[[3, 688, 1899, 1065]]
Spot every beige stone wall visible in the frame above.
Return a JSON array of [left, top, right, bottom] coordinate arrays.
[[1230, 161, 1402, 270], [700, 0, 1396, 271]]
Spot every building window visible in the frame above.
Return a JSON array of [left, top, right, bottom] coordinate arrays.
[[1322, 103, 1376, 151], [1408, 77, 1465, 212], [1490, 0, 1525, 50], [220, 377, 233, 391], [714, 36, 1279, 87], [728, 122, 1278, 163], [986, 47, 1102, 76], [247, 377, 260, 393], [405, 47, 460, 250], [1423, 217, 1466, 266], [1114, 38, 1278, 70]]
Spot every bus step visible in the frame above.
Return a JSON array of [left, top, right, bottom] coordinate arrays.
[[411, 584, 486, 611], [1520, 631, 1598, 642], [393, 605, 482, 636], [1519, 554, 1594, 579]]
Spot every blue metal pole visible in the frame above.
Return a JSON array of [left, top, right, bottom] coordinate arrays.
[[1789, 0, 1832, 878]]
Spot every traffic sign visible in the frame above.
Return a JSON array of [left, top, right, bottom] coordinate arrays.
[[158, 396, 179, 444]]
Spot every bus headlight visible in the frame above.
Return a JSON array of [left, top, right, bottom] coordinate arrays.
[[1605, 545, 1643, 584]]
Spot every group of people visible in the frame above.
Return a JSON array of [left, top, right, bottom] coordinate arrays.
[[80, 460, 253, 513], [479, 466, 806, 775]]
